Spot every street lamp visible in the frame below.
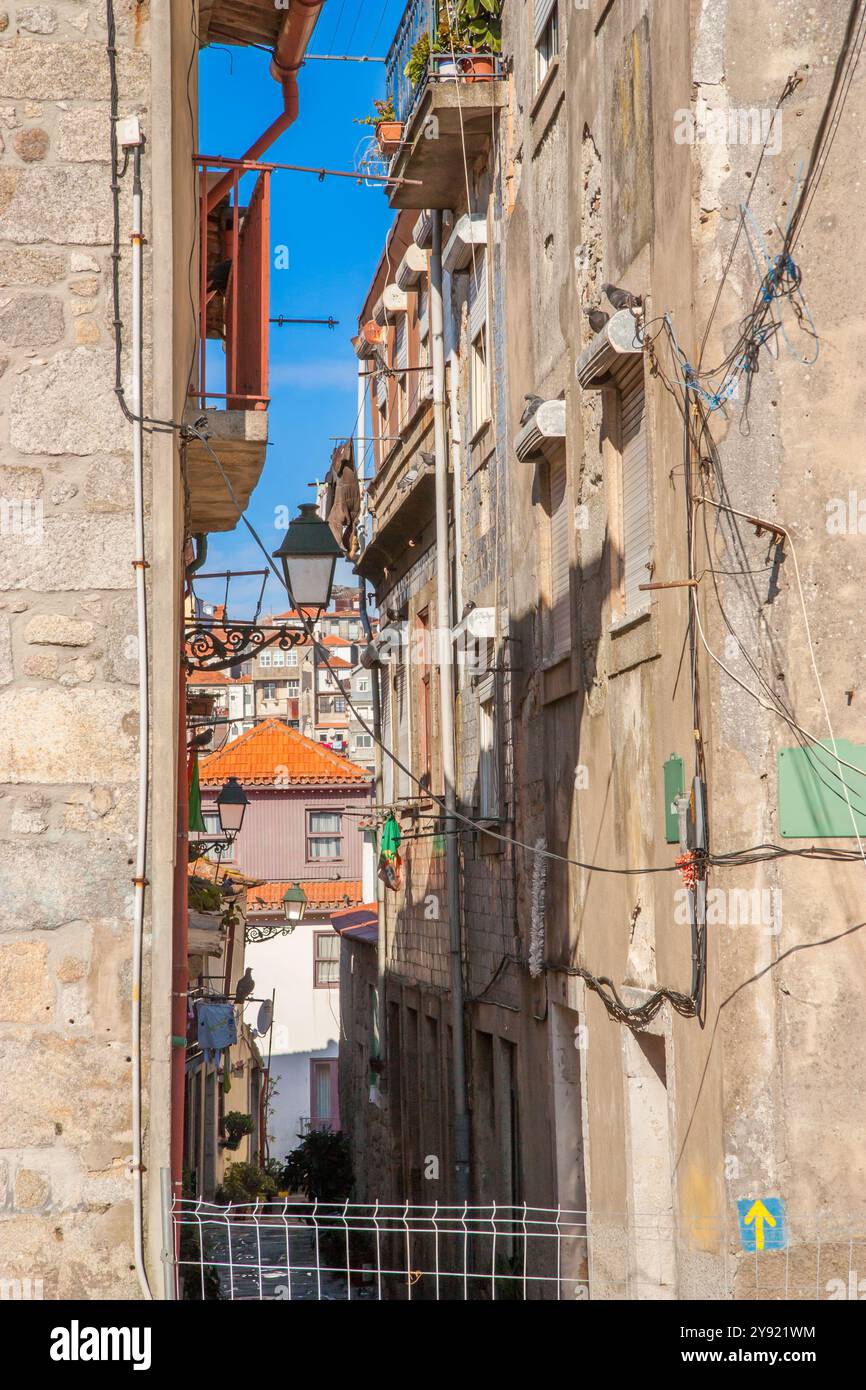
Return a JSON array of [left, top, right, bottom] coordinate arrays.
[[216, 776, 248, 837], [282, 882, 308, 926], [273, 503, 341, 614]]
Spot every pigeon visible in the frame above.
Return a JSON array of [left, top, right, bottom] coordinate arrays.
[[234, 966, 255, 1004], [520, 394, 544, 427], [585, 307, 610, 334], [602, 283, 642, 312], [187, 729, 213, 751]]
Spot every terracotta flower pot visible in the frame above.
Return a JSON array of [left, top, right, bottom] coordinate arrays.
[[458, 53, 495, 82], [376, 120, 404, 153]]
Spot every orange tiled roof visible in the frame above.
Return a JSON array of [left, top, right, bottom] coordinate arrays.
[[188, 669, 252, 686], [199, 717, 369, 786], [248, 879, 364, 913]]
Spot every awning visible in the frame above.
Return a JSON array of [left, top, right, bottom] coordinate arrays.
[[332, 904, 378, 945]]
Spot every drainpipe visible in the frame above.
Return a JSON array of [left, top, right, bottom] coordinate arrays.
[[431, 211, 470, 1204], [359, 591, 386, 1085], [207, 0, 324, 212], [447, 347, 465, 670], [129, 133, 153, 1301], [170, 672, 189, 1230]]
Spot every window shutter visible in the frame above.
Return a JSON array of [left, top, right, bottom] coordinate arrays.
[[548, 456, 571, 658], [376, 370, 388, 408], [395, 652, 411, 798], [534, 0, 557, 44], [395, 316, 408, 371], [417, 287, 428, 341], [468, 249, 487, 339], [619, 357, 651, 617], [381, 672, 393, 803]]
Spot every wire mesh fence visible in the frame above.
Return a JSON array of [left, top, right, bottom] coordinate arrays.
[[171, 1199, 866, 1301], [173, 1200, 589, 1301]]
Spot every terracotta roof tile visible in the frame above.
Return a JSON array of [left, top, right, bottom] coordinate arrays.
[[199, 717, 370, 786], [248, 879, 364, 912]]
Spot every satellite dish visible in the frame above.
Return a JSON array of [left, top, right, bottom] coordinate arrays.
[[256, 999, 273, 1036]]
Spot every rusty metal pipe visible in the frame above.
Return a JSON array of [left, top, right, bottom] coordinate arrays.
[[206, 0, 324, 213]]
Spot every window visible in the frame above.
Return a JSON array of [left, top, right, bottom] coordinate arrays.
[[544, 454, 571, 661], [314, 933, 340, 988], [272, 649, 285, 667], [261, 681, 277, 702], [355, 734, 373, 750], [534, 0, 560, 89], [468, 249, 489, 436], [333, 696, 346, 713], [477, 673, 500, 817], [617, 357, 652, 620], [329, 621, 340, 635], [201, 811, 234, 863], [355, 675, 370, 694], [259, 651, 271, 668], [287, 679, 300, 697], [307, 809, 343, 860], [287, 648, 298, 667]]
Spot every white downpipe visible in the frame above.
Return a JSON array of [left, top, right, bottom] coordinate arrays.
[[130, 140, 153, 1301], [447, 346, 465, 681], [431, 211, 470, 1203]]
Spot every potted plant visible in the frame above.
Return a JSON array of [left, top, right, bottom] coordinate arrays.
[[405, 31, 431, 87], [354, 97, 403, 153], [221, 1110, 254, 1151], [455, 0, 501, 79]]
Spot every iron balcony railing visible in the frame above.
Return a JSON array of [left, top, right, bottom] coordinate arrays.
[[386, 0, 437, 127], [385, 0, 506, 129]]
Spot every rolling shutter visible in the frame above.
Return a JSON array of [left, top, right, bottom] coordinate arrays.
[[548, 455, 571, 659], [619, 356, 651, 617], [395, 316, 408, 371], [534, 0, 557, 43], [381, 669, 393, 804], [468, 249, 487, 339]]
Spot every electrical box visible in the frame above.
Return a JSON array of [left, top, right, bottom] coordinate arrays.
[[778, 741, 866, 837], [663, 754, 684, 843]]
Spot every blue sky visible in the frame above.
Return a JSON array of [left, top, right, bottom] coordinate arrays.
[[197, 3, 406, 615]]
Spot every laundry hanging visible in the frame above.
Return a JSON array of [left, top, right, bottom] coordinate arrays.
[[195, 1000, 237, 1066], [378, 813, 403, 891], [187, 750, 207, 833]]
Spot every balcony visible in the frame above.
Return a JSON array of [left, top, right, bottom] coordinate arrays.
[[185, 158, 272, 533], [384, 0, 507, 211]]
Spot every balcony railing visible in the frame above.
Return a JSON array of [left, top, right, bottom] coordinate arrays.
[[386, 0, 436, 127], [385, 0, 505, 128], [194, 157, 271, 412]]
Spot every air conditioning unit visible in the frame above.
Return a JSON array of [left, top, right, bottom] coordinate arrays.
[[443, 213, 487, 274]]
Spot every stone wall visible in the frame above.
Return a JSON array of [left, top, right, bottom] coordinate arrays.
[[0, 1, 153, 1298]]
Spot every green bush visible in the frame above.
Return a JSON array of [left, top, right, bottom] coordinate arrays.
[[215, 1161, 278, 1205], [282, 1129, 354, 1203], [222, 1111, 254, 1151]]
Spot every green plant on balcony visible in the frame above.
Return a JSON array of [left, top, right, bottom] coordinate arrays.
[[455, 0, 502, 52], [405, 31, 432, 86], [222, 1110, 254, 1151], [354, 96, 396, 128]]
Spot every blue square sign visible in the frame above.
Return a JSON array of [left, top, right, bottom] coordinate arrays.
[[737, 1197, 786, 1252]]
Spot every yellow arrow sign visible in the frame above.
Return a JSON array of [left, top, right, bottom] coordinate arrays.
[[744, 1199, 777, 1251]]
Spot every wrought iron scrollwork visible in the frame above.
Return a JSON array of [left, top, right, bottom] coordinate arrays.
[[184, 622, 307, 674]]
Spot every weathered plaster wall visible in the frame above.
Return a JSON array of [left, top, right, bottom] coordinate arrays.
[[0, 0, 192, 1298]]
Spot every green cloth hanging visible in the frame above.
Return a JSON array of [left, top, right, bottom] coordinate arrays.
[[380, 813, 402, 859], [188, 752, 207, 833]]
